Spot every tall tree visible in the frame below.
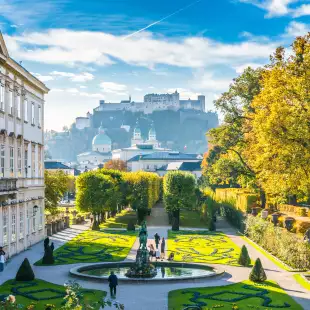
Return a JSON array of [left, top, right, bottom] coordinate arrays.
[[45, 170, 69, 214], [76, 171, 115, 229], [163, 171, 196, 230], [244, 35, 310, 203]]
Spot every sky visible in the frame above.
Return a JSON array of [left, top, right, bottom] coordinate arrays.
[[0, 0, 309, 131]]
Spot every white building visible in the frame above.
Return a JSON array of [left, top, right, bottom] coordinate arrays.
[[0, 32, 49, 257], [75, 112, 91, 130], [77, 123, 112, 170], [156, 161, 202, 178], [128, 151, 202, 172]]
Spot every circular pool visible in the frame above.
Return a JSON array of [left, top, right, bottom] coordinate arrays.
[[70, 262, 223, 282]]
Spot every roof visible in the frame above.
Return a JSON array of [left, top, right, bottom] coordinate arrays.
[[45, 161, 72, 170], [157, 161, 202, 171], [127, 152, 201, 162], [78, 151, 111, 157], [92, 133, 112, 145]]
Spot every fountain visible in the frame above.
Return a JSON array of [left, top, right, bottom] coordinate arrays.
[[70, 222, 223, 282], [125, 221, 157, 278]]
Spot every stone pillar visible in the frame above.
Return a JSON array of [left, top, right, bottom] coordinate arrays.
[[46, 223, 52, 236], [60, 220, 65, 230], [57, 220, 61, 232], [52, 221, 57, 234], [65, 216, 70, 228]]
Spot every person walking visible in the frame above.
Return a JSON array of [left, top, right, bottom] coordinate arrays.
[[108, 271, 118, 298], [160, 237, 165, 261], [149, 244, 155, 261], [0, 247, 5, 272], [154, 233, 160, 249]]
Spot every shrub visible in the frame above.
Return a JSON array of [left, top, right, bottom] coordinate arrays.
[[42, 243, 55, 265], [15, 258, 35, 281], [245, 216, 310, 269], [127, 221, 135, 231], [238, 245, 251, 266], [249, 258, 266, 282]]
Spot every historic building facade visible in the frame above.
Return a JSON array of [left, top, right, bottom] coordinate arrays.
[[0, 33, 49, 257]]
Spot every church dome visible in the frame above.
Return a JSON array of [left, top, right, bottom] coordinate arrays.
[[149, 127, 156, 135], [134, 127, 141, 134], [92, 133, 111, 145]]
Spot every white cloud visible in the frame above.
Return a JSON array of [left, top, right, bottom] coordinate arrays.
[[79, 85, 87, 89], [240, 0, 310, 18], [4, 28, 277, 69], [134, 87, 143, 91], [100, 82, 128, 95], [31, 72, 54, 82], [285, 21, 310, 37], [192, 72, 233, 92], [50, 71, 94, 82], [233, 63, 263, 73]]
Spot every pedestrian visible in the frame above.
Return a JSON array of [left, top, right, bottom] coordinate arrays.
[[168, 252, 175, 261], [50, 242, 55, 252], [149, 244, 155, 261], [160, 237, 165, 261], [155, 247, 160, 261], [108, 271, 118, 298], [154, 233, 160, 249], [0, 247, 5, 272]]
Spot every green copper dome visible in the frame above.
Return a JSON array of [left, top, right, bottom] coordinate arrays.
[[92, 133, 112, 145]]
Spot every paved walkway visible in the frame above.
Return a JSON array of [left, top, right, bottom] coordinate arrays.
[[1, 209, 310, 310]]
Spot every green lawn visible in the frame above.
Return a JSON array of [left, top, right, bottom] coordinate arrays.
[[180, 209, 208, 228], [168, 230, 240, 266], [0, 279, 105, 310], [168, 280, 303, 310], [35, 230, 136, 265], [100, 209, 138, 229]]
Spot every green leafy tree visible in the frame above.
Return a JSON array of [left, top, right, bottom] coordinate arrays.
[[76, 171, 115, 230], [163, 171, 196, 231], [45, 170, 69, 214]]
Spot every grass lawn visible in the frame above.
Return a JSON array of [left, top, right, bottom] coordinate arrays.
[[168, 230, 240, 266], [35, 230, 136, 265], [180, 209, 208, 228], [168, 280, 303, 310], [0, 279, 105, 310], [294, 274, 310, 291], [100, 209, 138, 229]]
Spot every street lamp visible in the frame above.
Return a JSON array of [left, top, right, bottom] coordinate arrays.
[[33, 205, 39, 216]]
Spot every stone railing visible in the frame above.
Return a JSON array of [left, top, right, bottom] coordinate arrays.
[[0, 178, 17, 193]]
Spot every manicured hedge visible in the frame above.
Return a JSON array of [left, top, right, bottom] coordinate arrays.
[[245, 216, 310, 270]]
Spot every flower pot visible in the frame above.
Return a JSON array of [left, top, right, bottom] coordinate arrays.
[[271, 213, 280, 226], [284, 217, 295, 231], [261, 210, 269, 219]]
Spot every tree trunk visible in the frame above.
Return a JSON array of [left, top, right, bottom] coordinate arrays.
[[288, 195, 297, 206], [100, 211, 105, 223], [171, 209, 180, 231], [260, 189, 266, 209], [137, 209, 146, 224], [92, 213, 100, 230]]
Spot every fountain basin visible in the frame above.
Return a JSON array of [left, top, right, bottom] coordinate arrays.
[[70, 262, 223, 282]]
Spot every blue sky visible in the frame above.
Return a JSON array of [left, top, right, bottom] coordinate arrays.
[[0, 0, 309, 130]]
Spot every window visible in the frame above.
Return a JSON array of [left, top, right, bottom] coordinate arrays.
[[39, 206, 43, 230], [2, 210, 7, 246], [27, 209, 30, 235], [0, 83, 4, 111], [16, 94, 21, 118], [38, 146, 42, 177], [24, 148, 28, 177], [0, 144, 4, 177], [17, 147, 22, 176], [31, 145, 35, 176], [10, 146, 14, 175], [8, 89, 13, 115], [11, 212, 16, 242], [38, 105, 41, 127], [32, 213, 36, 232], [31, 102, 35, 125], [24, 99, 28, 122], [19, 210, 24, 239]]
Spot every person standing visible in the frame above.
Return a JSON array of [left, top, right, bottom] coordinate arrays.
[[0, 247, 5, 272], [154, 233, 160, 249], [108, 271, 118, 297], [160, 237, 165, 261]]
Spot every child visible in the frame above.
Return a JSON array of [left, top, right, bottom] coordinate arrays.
[[168, 252, 174, 261]]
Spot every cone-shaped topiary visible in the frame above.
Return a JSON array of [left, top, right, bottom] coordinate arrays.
[[42, 245, 54, 265], [238, 245, 251, 266], [249, 258, 267, 282], [208, 219, 216, 231], [15, 258, 35, 281]]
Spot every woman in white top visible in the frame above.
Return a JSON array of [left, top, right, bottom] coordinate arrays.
[[0, 246, 5, 272]]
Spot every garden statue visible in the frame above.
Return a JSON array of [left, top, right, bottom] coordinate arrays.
[[126, 221, 157, 278]]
